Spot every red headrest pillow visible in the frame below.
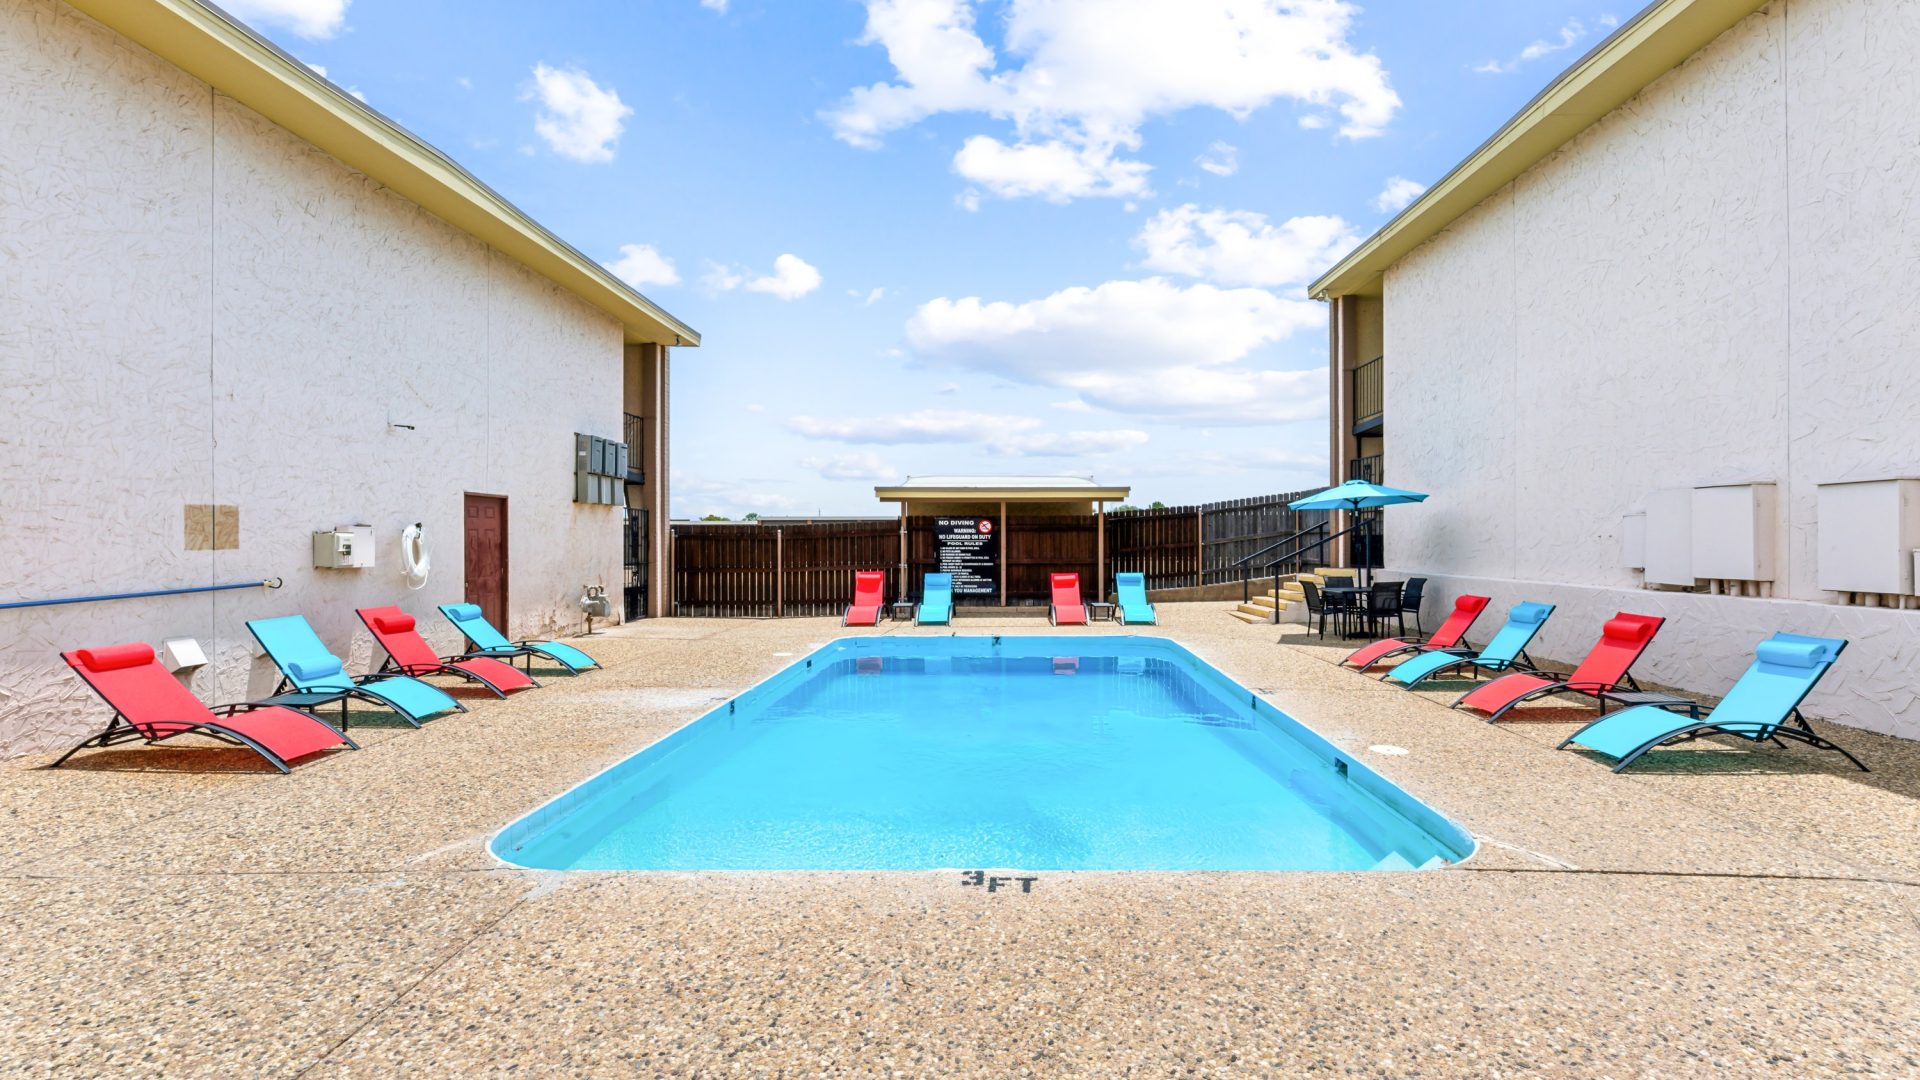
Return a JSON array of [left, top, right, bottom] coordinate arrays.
[[375, 613, 416, 634], [1453, 594, 1490, 613], [1603, 616, 1656, 643], [77, 643, 156, 672]]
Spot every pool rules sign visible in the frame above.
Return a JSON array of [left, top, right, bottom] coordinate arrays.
[[934, 517, 998, 597]]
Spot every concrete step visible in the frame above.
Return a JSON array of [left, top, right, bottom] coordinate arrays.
[[1227, 609, 1267, 624]]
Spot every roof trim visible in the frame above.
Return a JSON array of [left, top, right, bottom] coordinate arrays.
[[875, 484, 1132, 503], [1309, 0, 1768, 300], [67, 0, 700, 347]]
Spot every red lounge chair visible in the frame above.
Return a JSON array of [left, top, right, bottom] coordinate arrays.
[[1454, 613, 1665, 722], [54, 643, 355, 772], [356, 606, 538, 696], [1049, 573, 1087, 626], [1340, 594, 1490, 672], [844, 571, 887, 626]]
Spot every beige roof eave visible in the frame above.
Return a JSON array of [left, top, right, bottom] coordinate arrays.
[[875, 486, 1133, 503], [69, 0, 700, 347], [1309, 0, 1768, 301]]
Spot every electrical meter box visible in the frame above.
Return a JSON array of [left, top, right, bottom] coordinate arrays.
[[312, 524, 375, 569]]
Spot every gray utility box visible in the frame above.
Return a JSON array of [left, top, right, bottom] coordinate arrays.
[[575, 433, 629, 506]]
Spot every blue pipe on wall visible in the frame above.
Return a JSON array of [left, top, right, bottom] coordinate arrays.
[[0, 578, 282, 611]]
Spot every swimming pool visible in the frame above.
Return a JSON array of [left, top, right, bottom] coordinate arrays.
[[493, 637, 1474, 872]]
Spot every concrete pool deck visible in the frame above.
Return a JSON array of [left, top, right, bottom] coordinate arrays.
[[2, 605, 1917, 1075]]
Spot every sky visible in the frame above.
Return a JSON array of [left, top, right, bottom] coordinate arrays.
[[238, 0, 1631, 518]]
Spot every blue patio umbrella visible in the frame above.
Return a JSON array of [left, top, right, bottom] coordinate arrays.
[[1287, 480, 1430, 585]]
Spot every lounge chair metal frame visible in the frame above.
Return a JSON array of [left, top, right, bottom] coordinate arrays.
[[372, 654, 530, 697], [263, 672, 469, 728], [439, 604, 601, 675], [247, 616, 467, 729], [50, 700, 358, 773], [1459, 673, 1644, 722], [357, 608, 541, 696], [1558, 698, 1868, 773], [1558, 634, 1867, 772], [1382, 645, 1537, 686]]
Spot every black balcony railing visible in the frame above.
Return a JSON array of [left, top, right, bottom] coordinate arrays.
[[1352, 356, 1382, 432], [623, 412, 646, 484], [1349, 454, 1382, 485]]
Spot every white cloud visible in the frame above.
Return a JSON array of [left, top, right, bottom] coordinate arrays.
[[1196, 141, 1239, 177], [825, 0, 1400, 204], [526, 64, 632, 163], [701, 262, 745, 293], [906, 277, 1324, 421], [1134, 205, 1359, 289], [707, 254, 821, 300], [1006, 429, 1150, 456], [788, 409, 1145, 457], [457, 76, 474, 91], [952, 135, 1152, 202], [800, 452, 899, 480], [790, 409, 1039, 445], [701, 0, 729, 11], [224, 0, 348, 39], [1476, 19, 1589, 74], [1372, 176, 1426, 214], [674, 476, 812, 520], [849, 287, 888, 305], [604, 243, 680, 289], [743, 403, 767, 413]]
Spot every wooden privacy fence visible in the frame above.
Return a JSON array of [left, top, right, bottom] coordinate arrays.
[[670, 489, 1326, 615], [671, 521, 896, 617]]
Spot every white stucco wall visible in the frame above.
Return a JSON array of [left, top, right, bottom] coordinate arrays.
[[0, 0, 625, 756], [1380, 0, 1920, 739]]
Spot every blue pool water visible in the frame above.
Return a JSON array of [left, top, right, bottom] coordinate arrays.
[[493, 637, 1473, 872]]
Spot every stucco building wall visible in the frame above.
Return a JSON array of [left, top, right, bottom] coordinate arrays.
[[0, 0, 626, 755], [1380, 0, 1920, 739]]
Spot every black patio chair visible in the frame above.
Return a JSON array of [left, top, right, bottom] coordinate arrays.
[[1364, 582, 1403, 638], [1399, 577, 1427, 637], [1300, 579, 1336, 639]]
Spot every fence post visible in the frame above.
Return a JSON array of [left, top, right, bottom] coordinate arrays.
[[775, 528, 784, 618], [1194, 507, 1204, 589]]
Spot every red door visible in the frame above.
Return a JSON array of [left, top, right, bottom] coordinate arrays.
[[464, 494, 508, 631]]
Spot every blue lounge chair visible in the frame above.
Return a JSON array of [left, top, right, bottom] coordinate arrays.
[[1115, 572, 1156, 626], [1384, 601, 1554, 687], [247, 615, 464, 728], [917, 573, 953, 626], [439, 603, 600, 674], [1560, 633, 1866, 772]]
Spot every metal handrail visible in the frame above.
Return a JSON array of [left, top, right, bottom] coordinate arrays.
[[1231, 521, 1329, 602], [0, 578, 283, 611], [1254, 519, 1373, 623]]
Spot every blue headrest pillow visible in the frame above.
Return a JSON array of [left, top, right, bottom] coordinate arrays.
[[1510, 602, 1552, 625], [288, 655, 344, 680], [445, 603, 484, 621], [1755, 640, 1825, 669]]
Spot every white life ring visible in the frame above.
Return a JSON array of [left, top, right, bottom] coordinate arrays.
[[401, 522, 431, 589]]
